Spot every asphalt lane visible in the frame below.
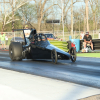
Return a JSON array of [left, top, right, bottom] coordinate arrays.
[[0, 51, 100, 88]]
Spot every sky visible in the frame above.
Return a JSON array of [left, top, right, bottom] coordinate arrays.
[[74, 1, 85, 8], [0, 0, 86, 23]]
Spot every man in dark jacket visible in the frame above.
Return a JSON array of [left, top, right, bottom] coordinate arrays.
[[83, 32, 93, 50]]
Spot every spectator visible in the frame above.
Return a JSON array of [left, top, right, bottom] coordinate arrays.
[[80, 31, 84, 40], [5, 34, 8, 45], [83, 32, 93, 51], [99, 32, 100, 39], [24, 25, 31, 44], [0, 32, 6, 50], [0, 34, 1, 44]]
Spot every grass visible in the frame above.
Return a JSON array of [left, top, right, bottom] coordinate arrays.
[[7, 38, 12, 45], [77, 53, 100, 58]]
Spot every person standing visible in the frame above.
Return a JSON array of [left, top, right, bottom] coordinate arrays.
[[0, 32, 6, 50], [24, 25, 31, 44], [80, 31, 84, 40], [99, 32, 100, 39], [5, 34, 8, 49]]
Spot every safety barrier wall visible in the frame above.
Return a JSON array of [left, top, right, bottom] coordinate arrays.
[[49, 41, 69, 52], [80, 39, 100, 50], [67, 39, 100, 52]]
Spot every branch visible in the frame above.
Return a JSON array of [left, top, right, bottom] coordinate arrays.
[[5, 19, 20, 25], [41, 0, 47, 14], [42, 4, 58, 16], [64, 0, 70, 11]]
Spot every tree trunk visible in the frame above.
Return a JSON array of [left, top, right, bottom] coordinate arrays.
[[2, 21, 5, 32], [38, 17, 42, 31], [84, 15, 86, 32], [93, 15, 95, 30]]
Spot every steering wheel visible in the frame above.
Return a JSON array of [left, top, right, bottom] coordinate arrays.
[[32, 34, 42, 43], [38, 33, 47, 41]]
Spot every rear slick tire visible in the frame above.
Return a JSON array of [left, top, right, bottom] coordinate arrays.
[[9, 42, 22, 61]]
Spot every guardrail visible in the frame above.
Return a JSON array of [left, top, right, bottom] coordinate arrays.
[[80, 39, 100, 50], [1, 31, 100, 40], [2, 31, 100, 51], [49, 41, 69, 52]]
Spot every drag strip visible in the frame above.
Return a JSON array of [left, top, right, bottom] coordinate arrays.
[[0, 51, 100, 88]]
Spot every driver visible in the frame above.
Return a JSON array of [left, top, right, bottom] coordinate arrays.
[[38, 36, 41, 41]]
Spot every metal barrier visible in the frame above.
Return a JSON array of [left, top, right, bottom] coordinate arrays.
[[0, 30, 100, 40], [80, 39, 100, 50], [49, 41, 69, 52], [0, 31, 100, 52]]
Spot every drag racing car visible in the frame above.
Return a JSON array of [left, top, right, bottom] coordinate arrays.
[[9, 29, 76, 64]]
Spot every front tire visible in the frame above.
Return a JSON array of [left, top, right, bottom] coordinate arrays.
[[51, 49, 57, 64], [70, 47, 76, 62], [9, 42, 22, 61]]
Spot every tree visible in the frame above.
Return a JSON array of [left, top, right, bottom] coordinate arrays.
[[33, 0, 56, 31], [0, 0, 31, 31], [89, 0, 99, 31], [16, 3, 36, 28]]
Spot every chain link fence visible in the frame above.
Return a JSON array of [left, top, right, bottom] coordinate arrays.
[[38, 30, 100, 40], [0, 30, 100, 45]]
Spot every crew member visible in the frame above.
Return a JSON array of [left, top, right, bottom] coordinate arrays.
[[0, 32, 6, 50], [24, 25, 31, 44]]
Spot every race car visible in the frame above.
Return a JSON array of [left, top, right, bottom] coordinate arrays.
[[9, 29, 76, 64], [42, 33, 56, 40]]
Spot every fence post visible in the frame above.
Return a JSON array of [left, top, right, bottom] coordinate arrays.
[[14, 32, 15, 41], [93, 30, 94, 39]]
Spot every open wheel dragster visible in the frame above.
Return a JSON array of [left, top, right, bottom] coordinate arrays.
[[9, 29, 77, 64]]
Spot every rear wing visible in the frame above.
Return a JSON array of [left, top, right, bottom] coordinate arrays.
[[13, 28, 32, 31], [13, 28, 37, 45]]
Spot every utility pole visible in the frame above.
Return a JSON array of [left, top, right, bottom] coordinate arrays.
[[71, 0, 73, 38], [79, 18, 80, 33], [86, 0, 89, 31], [61, 0, 64, 40], [52, 0, 54, 35], [11, 0, 14, 30]]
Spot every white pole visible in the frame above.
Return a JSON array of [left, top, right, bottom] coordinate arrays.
[[71, 0, 73, 39], [61, 0, 64, 41], [74, 31, 75, 39], [86, 0, 89, 31], [14, 32, 15, 41], [52, 0, 54, 35], [93, 30, 94, 39]]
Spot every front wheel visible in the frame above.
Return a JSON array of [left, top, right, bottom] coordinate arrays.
[[51, 49, 57, 64], [70, 47, 76, 62]]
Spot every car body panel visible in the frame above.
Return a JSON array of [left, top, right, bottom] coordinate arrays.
[[29, 40, 70, 60]]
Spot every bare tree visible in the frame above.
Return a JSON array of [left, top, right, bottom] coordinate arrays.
[[33, 0, 56, 31], [89, 0, 98, 31], [17, 3, 37, 29], [57, 0, 77, 23], [0, 0, 31, 31]]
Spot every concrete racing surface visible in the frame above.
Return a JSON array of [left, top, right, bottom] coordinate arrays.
[[0, 51, 100, 100], [0, 51, 100, 88], [0, 68, 100, 100]]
